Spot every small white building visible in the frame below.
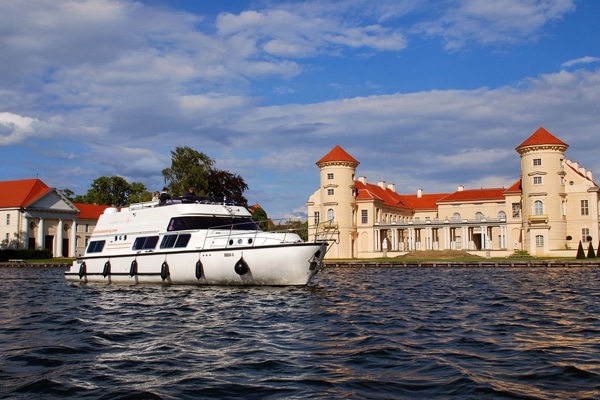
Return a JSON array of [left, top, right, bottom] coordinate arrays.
[[0, 179, 79, 257]]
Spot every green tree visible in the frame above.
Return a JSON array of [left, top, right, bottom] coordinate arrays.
[[128, 181, 152, 203], [207, 168, 249, 206], [162, 146, 214, 197], [250, 205, 269, 230], [60, 188, 75, 201], [84, 176, 131, 206]]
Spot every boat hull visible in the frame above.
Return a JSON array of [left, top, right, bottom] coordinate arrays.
[[65, 242, 327, 286]]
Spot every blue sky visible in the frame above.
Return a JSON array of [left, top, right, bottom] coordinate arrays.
[[1, 0, 599, 219]]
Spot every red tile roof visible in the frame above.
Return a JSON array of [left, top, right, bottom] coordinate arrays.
[[516, 127, 568, 150], [504, 180, 522, 194], [355, 180, 522, 211], [355, 181, 449, 211], [0, 178, 53, 208], [73, 203, 111, 219], [438, 188, 506, 203], [317, 145, 359, 165], [399, 193, 451, 210]]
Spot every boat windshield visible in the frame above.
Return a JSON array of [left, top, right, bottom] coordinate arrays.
[[167, 216, 260, 232]]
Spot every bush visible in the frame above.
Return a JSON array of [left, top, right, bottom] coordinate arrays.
[[509, 250, 532, 259], [0, 249, 53, 261], [576, 241, 586, 259]]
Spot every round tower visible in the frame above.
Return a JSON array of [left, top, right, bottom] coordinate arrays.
[[515, 127, 568, 255], [314, 145, 359, 258]]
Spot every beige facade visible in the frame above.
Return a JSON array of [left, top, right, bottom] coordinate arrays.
[[1, 190, 79, 257], [307, 128, 599, 259]]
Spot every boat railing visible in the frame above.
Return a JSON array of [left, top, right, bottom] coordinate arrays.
[[199, 219, 329, 248]]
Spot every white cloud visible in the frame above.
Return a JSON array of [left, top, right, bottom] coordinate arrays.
[[0, 113, 36, 145], [561, 56, 600, 68], [414, 0, 577, 50]]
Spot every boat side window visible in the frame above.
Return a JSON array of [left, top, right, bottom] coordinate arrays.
[[87, 240, 105, 253], [167, 216, 259, 231], [132, 236, 159, 250], [160, 233, 192, 249]]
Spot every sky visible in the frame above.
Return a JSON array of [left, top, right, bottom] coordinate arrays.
[[1, 0, 599, 220]]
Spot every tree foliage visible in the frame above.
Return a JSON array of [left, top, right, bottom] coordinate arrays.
[[576, 241, 586, 259], [250, 205, 269, 230], [162, 146, 214, 197], [73, 176, 151, 206], [587, 242, 596, 258], [207, 168, 249, 206]]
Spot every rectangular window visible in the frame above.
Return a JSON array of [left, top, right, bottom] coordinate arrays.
[[327, 173, 334, 180], [86, 240, 106, 253], [314, 212, 320, 225], [361, 210, 368, 224], [6, 214, 9, 225], [327, 189, 334, 195], [533, 176, 542, 184], [160, 234, 191, 249], [512, 203, 521, 218], [582, 228, 590, 243], [581, 200, 589, 216], [533, 158, 542, 166], [132, 236, 159, 250], [85, 224, 90, 233]]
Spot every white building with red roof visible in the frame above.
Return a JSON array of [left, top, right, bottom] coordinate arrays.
[[0, 178, 110, 257], [307, 127, 599, 258]]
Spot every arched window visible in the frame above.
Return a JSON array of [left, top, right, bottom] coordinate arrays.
[[327, 208, 335, 222], [475, 212, 484, 221], [498, 211, 506, 220], [535, 235, 544, 247], [452, 213, 461, 221], [534, 200, 543, 215]]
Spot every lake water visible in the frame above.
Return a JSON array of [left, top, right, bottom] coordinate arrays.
[[1, 266, 599, 399]]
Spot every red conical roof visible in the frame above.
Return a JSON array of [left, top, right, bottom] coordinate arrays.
[[316, 145, 359, 165], [516, 127, 568, 150]]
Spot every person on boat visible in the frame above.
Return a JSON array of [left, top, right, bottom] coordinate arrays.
[[159, 187, 171, 205], [152, 191, 160, 201], [182, 187, 198, 203]]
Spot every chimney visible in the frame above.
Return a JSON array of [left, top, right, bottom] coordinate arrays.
[[378, 181, 386, 189], [358, 176, 366, 184], [388, 183, 395, 192], [458, 185, 464, 192], [417, 188, 423, 198]]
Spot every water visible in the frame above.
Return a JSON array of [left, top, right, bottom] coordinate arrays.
[[1, 266, 599, 400]]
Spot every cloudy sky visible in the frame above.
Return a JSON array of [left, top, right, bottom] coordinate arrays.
[[1, 0, 599, 219]]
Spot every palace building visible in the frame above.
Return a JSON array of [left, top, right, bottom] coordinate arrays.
[[307, 127, 599, 259]]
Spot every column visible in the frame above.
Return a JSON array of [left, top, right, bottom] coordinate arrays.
[[37, 218, 44, 250], [443, 226, 450, 250], [56, 219, 64, 257], [22, 215, 29, 249], [408, 228, 415, 251], [479, 226, 489, 250], [70, 219, 77, 257]]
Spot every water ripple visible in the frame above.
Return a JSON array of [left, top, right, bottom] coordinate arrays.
[[1, 266, 599, 399]]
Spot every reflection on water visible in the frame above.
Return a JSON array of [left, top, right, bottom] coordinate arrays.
[[1, 266, 599, 399]]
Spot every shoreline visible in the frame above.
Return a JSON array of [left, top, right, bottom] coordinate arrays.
[[324, 260, 600, 268], [1, 261, 599, 269]]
